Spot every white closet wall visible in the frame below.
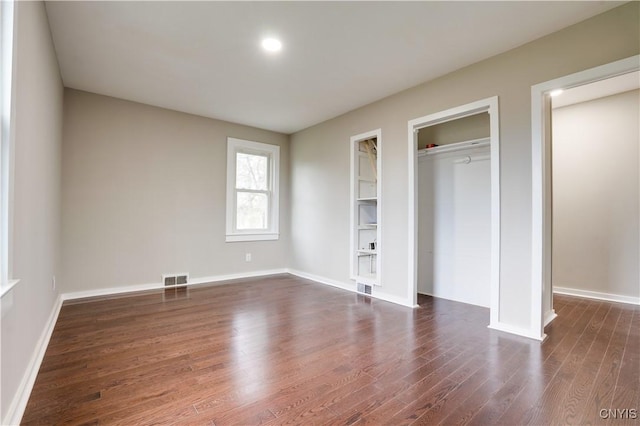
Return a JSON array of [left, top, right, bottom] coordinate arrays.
[[418, 146, 491, 307]]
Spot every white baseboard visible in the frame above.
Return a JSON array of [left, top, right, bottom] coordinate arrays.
[[488, 321, 547, 341], [61, 282, 160, 301], [286, 269, 415, 308], [286, 268, 353, 292], [554, 286, 640, 306], [544, 309, 558, 326], [62, 269, 289, 301], [63, 268, 416, 308], [3, 294, 63, 426], [188, 269, 288, 286]]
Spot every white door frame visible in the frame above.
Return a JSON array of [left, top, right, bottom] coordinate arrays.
[[530, 55, 640, 339], [407, 96, 500, 328]]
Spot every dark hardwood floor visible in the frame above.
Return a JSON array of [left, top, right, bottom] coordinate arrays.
[[22, 274, 639, 425]]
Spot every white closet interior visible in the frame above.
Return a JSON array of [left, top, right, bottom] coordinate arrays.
[[417, 113, 491, 307]]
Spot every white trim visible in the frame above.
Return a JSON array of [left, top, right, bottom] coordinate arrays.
[[62, 282, 164, 301], [407, 96, 501, 328], [408, 120, 418, 306], [225, 233, 279, 242], [530, 55, 640, 340], [289, 268, 353, 292], [1, 0, 16, 293], [0, 277, 18, 298], [61, 268, 415, 308], [2, 294, 63, 426], [61, 269, 289, 301], [225, 137, 280, 242], [287, 269, 415, 308], [488, 321, 547, 342], [488, 98, 501, 330], [554, 286, 640, 306], [544, 309, 557, 326], [187, 269, 287, 286]]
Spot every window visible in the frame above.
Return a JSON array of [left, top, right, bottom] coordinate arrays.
[[226, 138, 279, 242]]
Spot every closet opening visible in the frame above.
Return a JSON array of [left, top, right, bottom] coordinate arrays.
[[417, 113, 491, 309], [408, 97, 500, 331]]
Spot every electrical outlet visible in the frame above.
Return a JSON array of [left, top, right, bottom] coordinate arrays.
[[245, 253, 252, 262], [52, 276, 56, 290]]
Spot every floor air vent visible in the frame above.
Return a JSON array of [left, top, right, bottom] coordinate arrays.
[[163, 273, 189, 288], [163, 273, 189, 302], [357, 283, 372, 295]]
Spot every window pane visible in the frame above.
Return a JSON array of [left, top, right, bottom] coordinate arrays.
[[237, 192, 268, 230], [236, 152, 268, 190]]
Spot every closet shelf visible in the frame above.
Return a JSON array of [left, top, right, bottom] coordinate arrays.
[[357, 176, 376, 183], [358, 224, 377, 229], [418, 137, 490, 157], [357, 249, 377, 256]]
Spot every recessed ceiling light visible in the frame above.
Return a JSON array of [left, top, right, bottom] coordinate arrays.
[[262, 38, 282, 53], [550, 89, 564, 97]]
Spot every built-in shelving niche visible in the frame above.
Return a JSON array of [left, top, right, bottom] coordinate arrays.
[[350, 130, 382, 289]]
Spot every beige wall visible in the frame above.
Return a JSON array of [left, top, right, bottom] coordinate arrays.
[[552, 89, 639, 299], [61, 90, 290, 293], [290, 3, 639, 331], [417, 112, 489, 148], [1, 2, 64, 422]]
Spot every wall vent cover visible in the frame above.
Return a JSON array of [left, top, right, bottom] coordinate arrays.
[[162, 273, 189, 288], [357, 283, 372, 295]]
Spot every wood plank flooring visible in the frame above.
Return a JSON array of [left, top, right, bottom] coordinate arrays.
[[22, 274, 639, 425]]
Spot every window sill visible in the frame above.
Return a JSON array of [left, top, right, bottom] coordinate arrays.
[[0, 279, 21, 299], [226, 233, 279, 242]]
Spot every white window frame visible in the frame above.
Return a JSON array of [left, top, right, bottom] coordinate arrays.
[[0, 0, 18, 298], [226, 137, 280, 242]]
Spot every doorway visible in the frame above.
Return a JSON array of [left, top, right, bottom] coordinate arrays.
[[531, 55, 640, 339], [408, 96, 500, 329], [417, 113, 491, 308], [552, 73, 639, 306]]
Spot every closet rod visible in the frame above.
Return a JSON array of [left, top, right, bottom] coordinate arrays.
[[453, 153, 491, 164]]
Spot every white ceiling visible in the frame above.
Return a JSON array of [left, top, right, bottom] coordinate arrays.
[[45, 1, 623, 134], [552, 71, 640, 108]]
